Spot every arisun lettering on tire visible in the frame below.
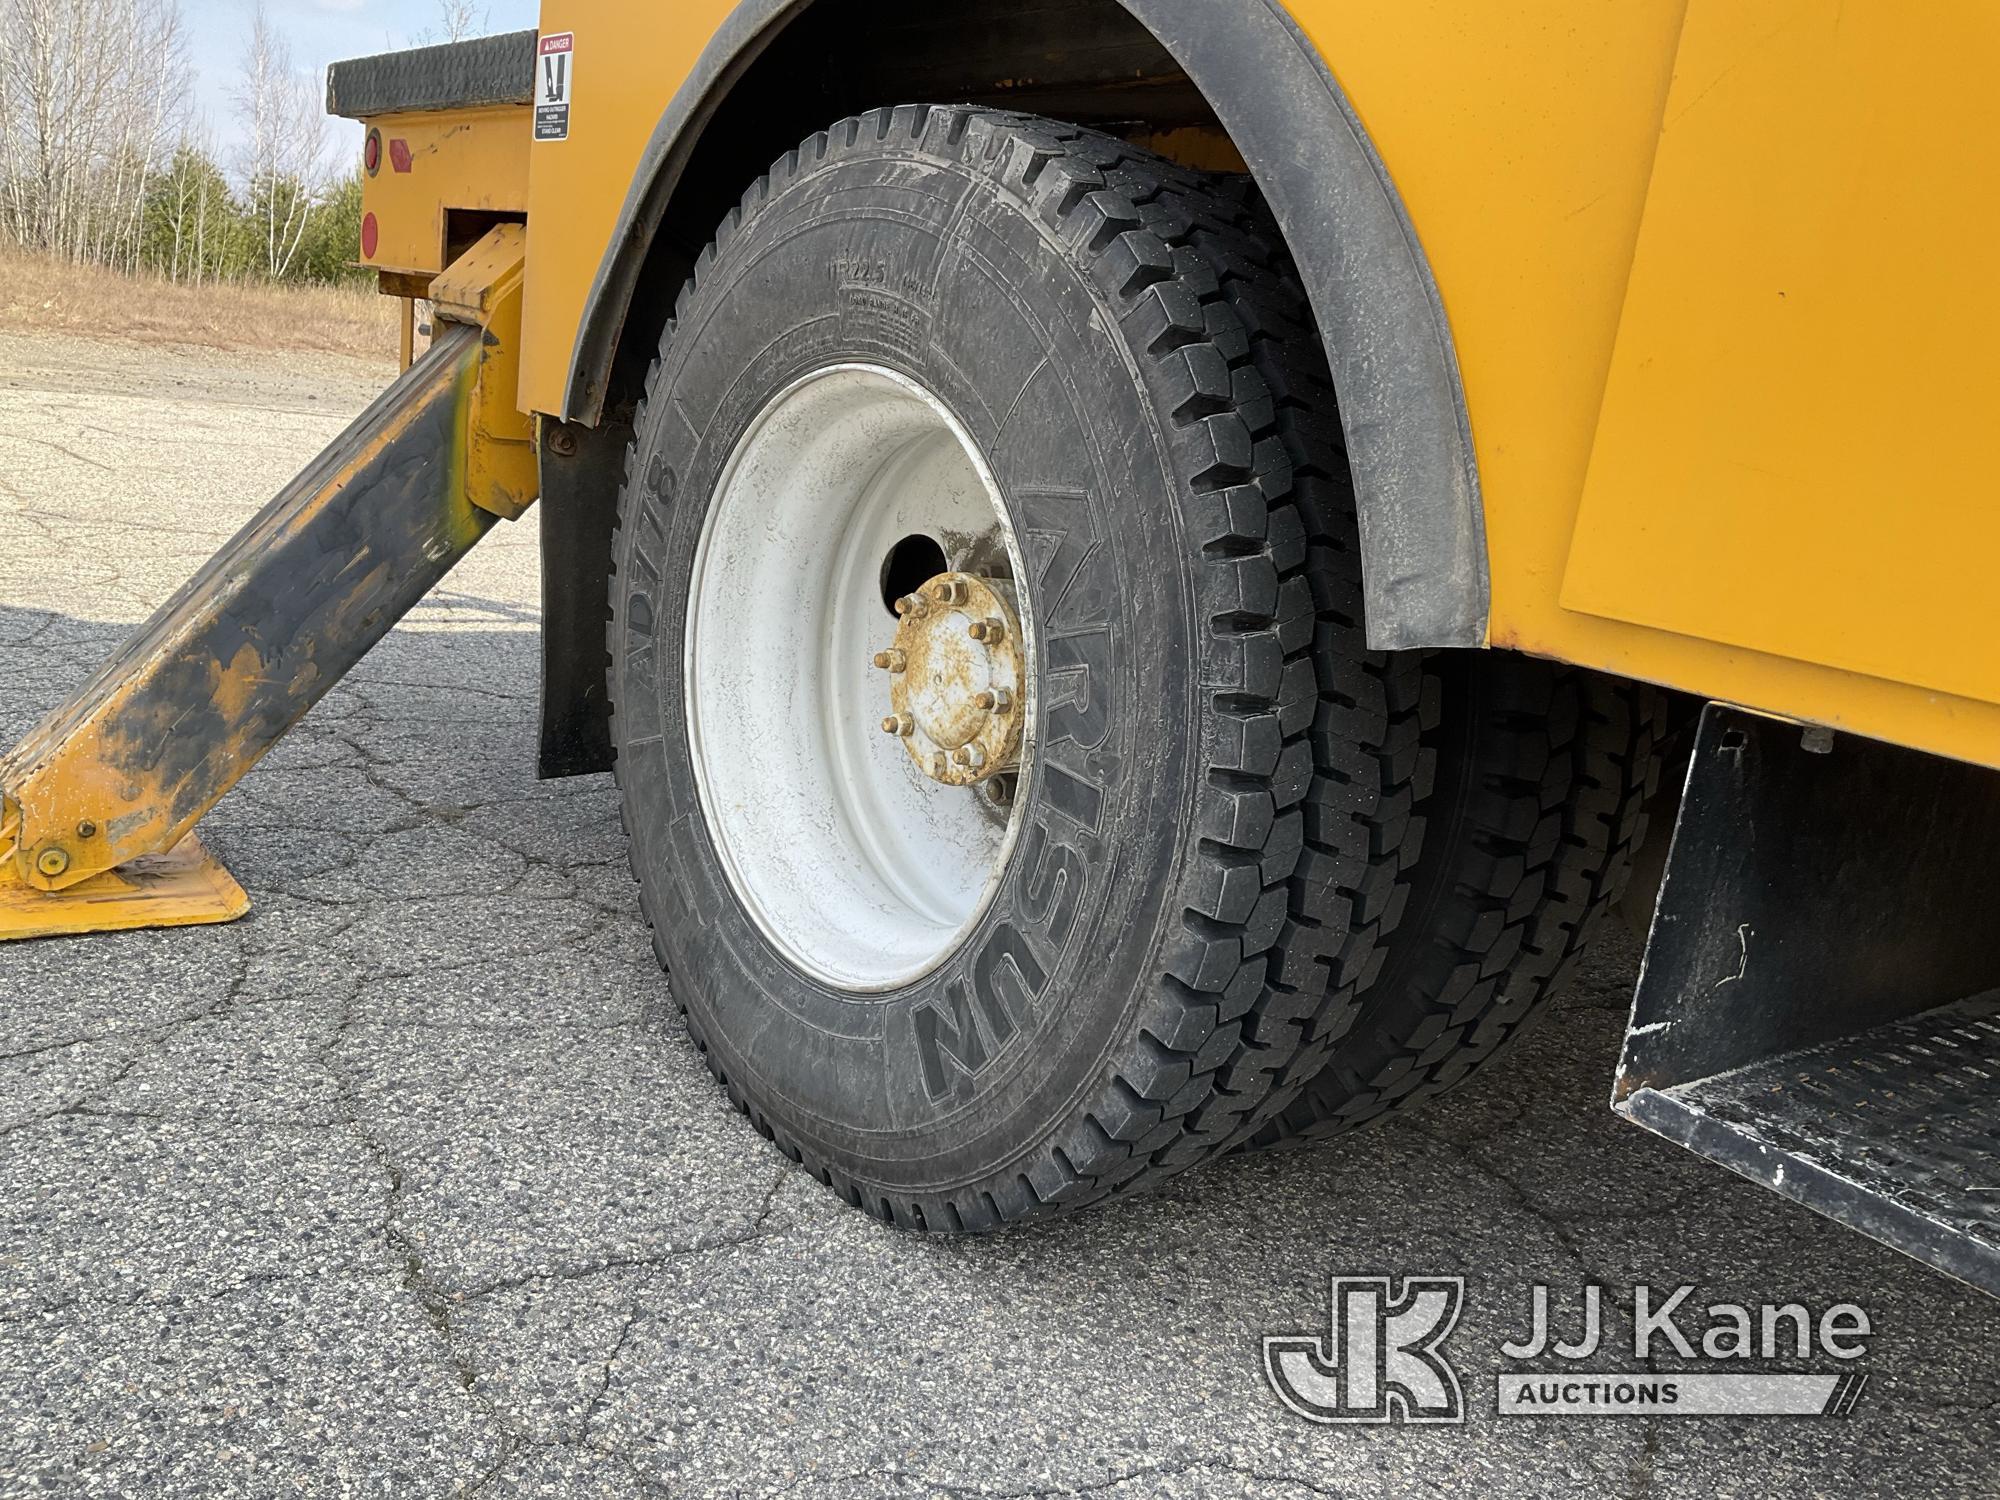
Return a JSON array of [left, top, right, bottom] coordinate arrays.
[[608, 107, 1422, 1229]]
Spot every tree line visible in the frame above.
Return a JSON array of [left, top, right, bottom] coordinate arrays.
[[0, 0, 372, 286]]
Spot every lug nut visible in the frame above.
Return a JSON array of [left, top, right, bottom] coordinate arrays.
[[873, 649, 907, 673], [894, 594, 929, 619], [881, 714, 914, 737], [952, 745, 987, 771], [974, 688, 1013, 713], [931, 751, 951, 778], [986, 776, 1016, 808], [36, 847, 69, 878], [930, 578, 968, 605], [968, 617, 1006, 643]]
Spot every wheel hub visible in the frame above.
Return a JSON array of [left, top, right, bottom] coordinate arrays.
[[878, 571, 1024, 786], [684, 363, 1030, 990]]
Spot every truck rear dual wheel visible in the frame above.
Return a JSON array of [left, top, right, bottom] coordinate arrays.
[[608, 107, 1661, 1226], [1250, 658, 1666, 1146]]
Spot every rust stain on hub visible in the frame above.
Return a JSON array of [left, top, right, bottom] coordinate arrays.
[[880, 572, 1024, 787]]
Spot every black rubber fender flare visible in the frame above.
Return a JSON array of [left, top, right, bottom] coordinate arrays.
[[557, 0, 1488, 651]]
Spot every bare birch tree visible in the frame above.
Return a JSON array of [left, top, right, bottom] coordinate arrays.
[[0, 0, 190, 263], [434, 0, 487, 44], [235, 0, 328, 280], [407, 0, 488, 48], [144, 123, 232, 285]]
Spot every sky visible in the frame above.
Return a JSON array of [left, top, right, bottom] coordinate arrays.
[[181, 0, 541, 160]]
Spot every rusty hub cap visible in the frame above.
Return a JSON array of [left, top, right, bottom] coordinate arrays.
[[877, 572, 1023, 786]]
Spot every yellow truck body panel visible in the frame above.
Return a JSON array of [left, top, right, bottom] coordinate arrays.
[[369, 0, 2000, 770], [1561, 0, 2000, 714], [359, 105, 533, 275]]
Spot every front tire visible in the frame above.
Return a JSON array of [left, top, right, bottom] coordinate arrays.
[[608, 108, 1418, 1228]]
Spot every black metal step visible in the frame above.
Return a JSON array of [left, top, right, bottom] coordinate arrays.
[[1623, 993, 2000, 1293], [1616, 704, 2000, 1295]]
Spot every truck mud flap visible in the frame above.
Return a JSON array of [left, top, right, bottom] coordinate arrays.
[[1615, 704, 2000, 1293]]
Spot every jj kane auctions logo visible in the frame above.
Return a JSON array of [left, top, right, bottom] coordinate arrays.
[[1264, 1278, 1872, 1423]]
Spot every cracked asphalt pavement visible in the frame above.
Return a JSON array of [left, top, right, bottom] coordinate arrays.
[[0, 332, 1995, 1498]]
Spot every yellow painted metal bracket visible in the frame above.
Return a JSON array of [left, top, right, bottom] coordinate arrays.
[[0, 227, 536, 942], [432, 223, 536, 520]]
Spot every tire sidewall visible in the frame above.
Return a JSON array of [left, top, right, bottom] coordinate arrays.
[[613, 134, 1198, 1189]]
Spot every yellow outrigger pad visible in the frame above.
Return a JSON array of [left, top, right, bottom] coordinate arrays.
[[0, 834, 248, 942]]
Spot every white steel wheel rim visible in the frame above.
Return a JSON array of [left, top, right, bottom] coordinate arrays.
[[684, 365, 1033, 993]]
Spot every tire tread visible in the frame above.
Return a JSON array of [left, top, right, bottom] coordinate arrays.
[[609, 107, 1425, 1228]]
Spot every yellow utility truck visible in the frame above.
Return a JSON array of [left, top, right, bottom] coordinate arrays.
[[4, 2, 1997, 1286]]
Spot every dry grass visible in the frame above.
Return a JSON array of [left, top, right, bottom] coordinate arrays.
[[0, 248, 399, 362]]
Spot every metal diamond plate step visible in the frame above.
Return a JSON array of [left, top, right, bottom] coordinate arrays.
[[1615, 705, 2000, 1294], [1624, 994, 2000, 1292]]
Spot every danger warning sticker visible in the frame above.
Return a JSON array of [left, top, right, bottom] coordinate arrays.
[[535, 33, 573, 142]]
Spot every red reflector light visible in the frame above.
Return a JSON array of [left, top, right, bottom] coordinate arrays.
[[364, 130, 382, 174], [360, 213, 379, 260]]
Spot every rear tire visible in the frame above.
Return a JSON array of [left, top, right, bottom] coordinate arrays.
[[607, 108, 1422, 1228], [1253, 658, 1666, 1144]]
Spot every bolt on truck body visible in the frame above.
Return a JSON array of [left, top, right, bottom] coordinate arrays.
[[4, 0, 1998, 1286]]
